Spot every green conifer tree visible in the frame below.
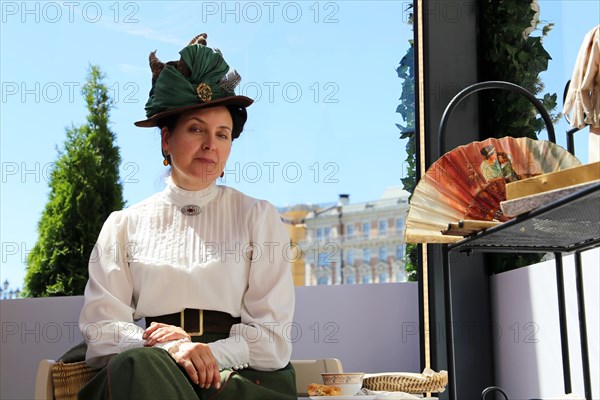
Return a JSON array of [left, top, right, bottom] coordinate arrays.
[[24, 65, 124, 296]]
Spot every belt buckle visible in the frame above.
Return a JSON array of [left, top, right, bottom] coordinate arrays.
[[181, 309, 203, 336]]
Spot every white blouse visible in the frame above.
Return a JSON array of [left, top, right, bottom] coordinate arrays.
[[79, 178, 295, 371]]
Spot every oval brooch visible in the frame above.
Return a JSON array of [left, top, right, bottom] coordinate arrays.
[[181, 205, 202, 216]]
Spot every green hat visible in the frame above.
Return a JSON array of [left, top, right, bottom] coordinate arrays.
[[134, 33, 253, 128]]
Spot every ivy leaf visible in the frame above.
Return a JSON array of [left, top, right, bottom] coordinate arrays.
[[399, 129, 414, 139]]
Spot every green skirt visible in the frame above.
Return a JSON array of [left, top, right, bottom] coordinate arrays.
[[78, 335, 296, 400]]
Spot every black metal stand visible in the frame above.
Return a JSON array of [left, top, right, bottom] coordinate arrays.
[[574, 251, 593, 400], [438, 81, 556, 154], [448, 183, 600, 398], [435, 81, 590, 399], [565, 115, 593, 400], [555, 253, 572, 394], [441, 245, 457, 400]]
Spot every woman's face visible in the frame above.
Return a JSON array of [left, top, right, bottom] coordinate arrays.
[[162, 106, 233, 190]]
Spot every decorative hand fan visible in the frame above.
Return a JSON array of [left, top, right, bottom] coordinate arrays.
[[404, 137, 581, 243]]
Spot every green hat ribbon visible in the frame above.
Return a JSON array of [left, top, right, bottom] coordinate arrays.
[[144, 44, 235, 119]]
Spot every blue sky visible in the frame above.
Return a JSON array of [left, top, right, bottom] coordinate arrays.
[[1, 1, 598, 292]]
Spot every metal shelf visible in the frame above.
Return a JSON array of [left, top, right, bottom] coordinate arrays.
[[436, 81, 597, 399], [445, 182, 599, 399], [448, 182, 600, 254]]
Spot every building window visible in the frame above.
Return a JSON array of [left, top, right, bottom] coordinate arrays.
[[396, 244, 404, 260], [376, 263, 388, 283], [346, 224, 354, 239], [363, 248, 370, 263], [316, 228, 323, 241], [346, 249, 354, 265], [324, 227, 331, 239], [361, 272, 371, 284], [315, 264, 331, 285], [396, 218, 404, 233], [362, 222, 370, 239], [390, 262, 403, 282], [379, 246, 387, 261], [379, 219, 387, 234], [343, 266, 356, 284], [379, 272, 388, 283], [395, 269, 407, 283], [318, 253, 329, 267]]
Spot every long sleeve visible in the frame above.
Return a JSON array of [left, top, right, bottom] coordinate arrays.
[[79, 183, 295, 371], [208, 200, 295, 371], [79, 211, 145, 368]]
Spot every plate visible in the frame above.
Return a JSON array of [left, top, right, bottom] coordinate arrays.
[[308, 396, 377, 400]]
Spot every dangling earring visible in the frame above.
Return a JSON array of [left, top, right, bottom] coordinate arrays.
[[220, 171, 224, 178], [163, 152, 170, 166]]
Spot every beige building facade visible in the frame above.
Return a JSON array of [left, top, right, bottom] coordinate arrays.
[[283, 187, 410, 286]]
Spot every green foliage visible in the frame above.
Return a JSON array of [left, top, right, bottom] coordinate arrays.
[[396, 5, 418, 282], [23, 65, 124, 297], [480, 0, 558, 273], [397, 42, 417, 195], [397, 2, 560, 279], [403, 243, 418, 282], [480, 0, 560, 139]]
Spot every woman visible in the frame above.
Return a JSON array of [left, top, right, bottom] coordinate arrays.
[[78, 34, 296, 399]]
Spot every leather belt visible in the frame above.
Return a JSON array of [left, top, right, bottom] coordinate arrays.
[[146, 309, 241, 336]]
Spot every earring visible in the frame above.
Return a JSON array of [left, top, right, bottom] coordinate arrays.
[[220, 171, 224, 178], [163, 152, 170, 166]]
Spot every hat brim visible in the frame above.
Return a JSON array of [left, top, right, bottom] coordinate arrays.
[[134, 95, 253, 128]]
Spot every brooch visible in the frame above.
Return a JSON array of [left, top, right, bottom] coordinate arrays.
[[196, 83, 212, 102], [181, 205, 202, 216]]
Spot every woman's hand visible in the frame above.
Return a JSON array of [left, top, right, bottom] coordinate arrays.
[[170, 341, 221, 389], [142, 322, 190, 346]]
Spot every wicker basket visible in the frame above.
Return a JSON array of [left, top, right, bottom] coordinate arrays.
[[51, 361, 99, 400], [362, 369, 448, 394]]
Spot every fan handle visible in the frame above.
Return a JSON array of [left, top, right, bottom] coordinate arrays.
[[437, 81, 556, 158]]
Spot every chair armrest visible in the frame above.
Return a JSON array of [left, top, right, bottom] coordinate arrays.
[[35, 359, 56, 400], [291, 358, 344, 396]]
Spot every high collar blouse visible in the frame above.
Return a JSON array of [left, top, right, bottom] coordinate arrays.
[[79, 178, 295, 371]]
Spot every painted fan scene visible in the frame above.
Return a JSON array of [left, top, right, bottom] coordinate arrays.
[[405, 137, 582, 243]]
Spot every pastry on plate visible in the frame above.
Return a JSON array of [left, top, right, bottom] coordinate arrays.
[[307, 382, 342, 396]]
